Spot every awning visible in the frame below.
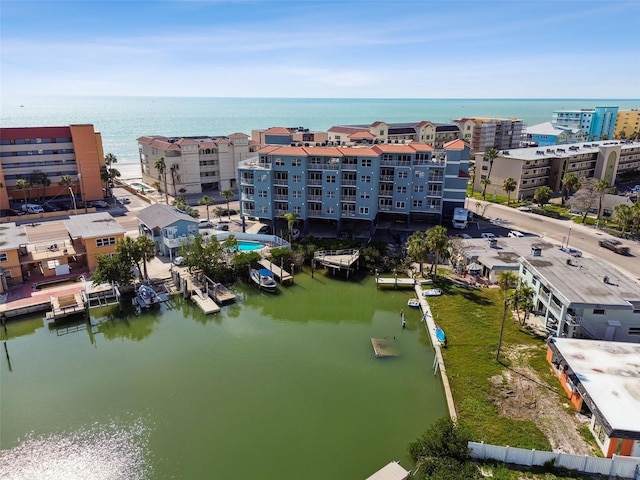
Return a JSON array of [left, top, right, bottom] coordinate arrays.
[[467, 262, 482, 272]]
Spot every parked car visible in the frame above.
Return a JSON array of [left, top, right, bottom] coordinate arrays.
[[480, 232, 496, 239], [257, 225, 272, 235], [508, 230, 524, 238], [42, 203, 61, 212], [559, 246, 582, 257], [119, 197, 131, 204], [21, 204, 45, 214], [599, 239, 630, 255], [91, 200, 109, 208], [214, 224, 229, 231], [173, 256, 185, 266], [518, 205, 532, 212], [199, 219, 214, 228], [1, 208, 25, 217]]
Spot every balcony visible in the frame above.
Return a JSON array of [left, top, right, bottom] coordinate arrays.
[[241, 194, 255, 201], [428, 176, 444, 182], [379, 191, 393, 197], [341, 179, 357, 185], [307, 179, 322, 186], [341, 195, 356, 202], [341, 211, 356, 217], [380, 175, 394, 181], [274, 194, 288, 201], [307, 163, 339, 170], [308, 195, 322, 202]]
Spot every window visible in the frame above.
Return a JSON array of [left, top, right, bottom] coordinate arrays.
[[326, 175, 336, 183], [293, 174, 301, 183], [395, 201, 405, 209], [396, 186, 406, 194], [359, 207, 369, 214], [258, 190, 267, 198], [275, 157, 285, 166], [325, 207, 334, 214], [293, 206, 301, 214], [0, 253, 7, 262], [360, 192, 370, 199], [412, 200, 423, 207], [398, 171, 408, 179], [326, 191, 335, 199], [96, 237, 116, 247], [414, 185, 424, 193], [629, 327, 640, 336], [258, 174, 268, 182], [415, 170, 425, 178], [593, 309, 605, 315], [292, 158, 301, 167], [292, 191, 301, 198], [361, 159, 371, 167], [361, 175, 371, 183]]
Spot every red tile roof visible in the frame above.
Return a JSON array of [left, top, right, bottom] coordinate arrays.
[[264, 127, 292, 135], [444, 139, 468, 150], [349, 131, 376, 140]]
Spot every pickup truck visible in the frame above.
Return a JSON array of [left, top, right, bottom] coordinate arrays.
[[599, 239, 630, 255]]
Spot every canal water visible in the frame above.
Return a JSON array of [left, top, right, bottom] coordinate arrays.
[[0, 271, 447, 479]]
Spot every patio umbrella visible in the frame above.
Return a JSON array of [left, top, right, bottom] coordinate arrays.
[[467, 262, 482, 272]]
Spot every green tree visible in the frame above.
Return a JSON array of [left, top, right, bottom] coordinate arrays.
[[613, 204, 633, 234], [214, 206, 225, 223], [512, 281, 534, 326], [29, 170, 50, 199], [426, 225, 450, 279], [15, 178, 31, 203], [480, 177, 491, 201], [199, 195, 214, 221], [496, 271, 518, 362], [283, 212, 299, 243], [155, 157, 169, 205], [502, 177, 517, 205], [594, 179, 610, 220], [406, 230, 429, 276], [222, 234, 239, 253], [116, 236, 143, 280], [170, 164, 179, 196], [172, 197, 199, 218], [135, 235, 156, 280], [561, 172, 582, 201], [481, 148, 499, 200], [220, 189, 234, 219], [92, 253, 135, 286], [533, 185, 552, 206]]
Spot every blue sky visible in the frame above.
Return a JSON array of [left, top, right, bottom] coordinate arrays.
[[1, 0, 639, 98]]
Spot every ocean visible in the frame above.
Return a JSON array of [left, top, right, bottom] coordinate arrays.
[[2, 96, 638, 180]]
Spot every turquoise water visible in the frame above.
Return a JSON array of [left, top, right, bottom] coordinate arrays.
[[129, 182, 154, 191], [0, 271, 447, 479], [236, 240, 266, 251], [1, 96, 637, 179]]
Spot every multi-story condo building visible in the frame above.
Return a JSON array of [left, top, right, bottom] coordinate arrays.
[[519, 250, 640, 342], [453, 117, 525, 153], [526, 122, 586, 147], [251, 126, 328, 146], [472, 139, 640, 200], [137, 133, 259, 196], [552, 106, 618, 142], [614, 108, 640, 139], [0, 125, 107, 211], [237, 140, 470, 236], [327, 121, 461, 149]]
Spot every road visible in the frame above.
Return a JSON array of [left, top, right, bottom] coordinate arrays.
[[466, 198, 640, 281]]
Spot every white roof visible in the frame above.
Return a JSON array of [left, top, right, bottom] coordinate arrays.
[[551, 338, 640, 436], [365, 461, 410, 480]]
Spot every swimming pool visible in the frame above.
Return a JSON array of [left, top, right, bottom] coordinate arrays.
[[227, 240, 267, 252], [129, 182, 154, 192]]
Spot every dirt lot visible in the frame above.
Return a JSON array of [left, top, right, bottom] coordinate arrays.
[[490, 344, 596, 456]]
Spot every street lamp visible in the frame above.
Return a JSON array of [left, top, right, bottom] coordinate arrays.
[[78, 173, 88, 213], [68, 187, 77, 215]]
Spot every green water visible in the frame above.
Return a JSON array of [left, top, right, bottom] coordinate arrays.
[[0, 271, 447, 479]]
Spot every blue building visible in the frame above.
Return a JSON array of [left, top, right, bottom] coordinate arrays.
[[237, 140, 470, 237], [137, 203, 199, 259], [526, 122, 586, 146], [552, 106, 619, 142]]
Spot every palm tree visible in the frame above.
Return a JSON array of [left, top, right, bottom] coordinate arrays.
[[135, 235, 156, 281], [155, 157, 168, 204], [561, 172, 582, 201], [502, 177, 517, 205], [480, 178, 491, 201], [214, 206, 224, 224], [481, 148, 499, 199], [220, 189, 233, 219], [613, 204, 633, 234], [406, 231, 429, 276], [283, 212, 299, 243], [496, 271, 518, 362], [178, 187, 187, 199], [426, 225, 449, 279], [16, 178, 31, 204], [594, 179, 610, 220], [199, 195, 214, 221], [534, 186, 552, 206], [170, 164, 179, 196]]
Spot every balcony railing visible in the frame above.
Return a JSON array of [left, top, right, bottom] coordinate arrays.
[[241, 194, 255, 201], [307, 179, 322, 185], [274, 194, 288, 201], [341, 195, 356, 202], [308, 195, 322, 201], [341, 179, 357, 185]]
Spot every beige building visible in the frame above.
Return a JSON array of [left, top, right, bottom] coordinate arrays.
[[137, 134, 260, 196], [454, 117, 526, 153], [64, 212, 126, 271], [251, 126, 328, 146], [614, 108, 640, 139], [327, 120, 461, 148], [473, 139, 640, 200]]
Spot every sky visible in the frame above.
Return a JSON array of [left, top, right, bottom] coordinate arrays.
[[1, 0, 639, 99]]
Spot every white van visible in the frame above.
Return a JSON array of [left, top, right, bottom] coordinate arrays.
[[21, 204, 45, 214]]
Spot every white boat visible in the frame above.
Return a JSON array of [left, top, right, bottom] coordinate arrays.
[[422, 288, 442, 297], [407, 298, 420, 308], [250, 268, 277, 292], [135, 284, 161, 308]]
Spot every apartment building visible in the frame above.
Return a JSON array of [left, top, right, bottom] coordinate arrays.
[[0, 223, 27, 293], [614, 108, 640, 139], [525, 122, 586, 147], [137, 133, 260, 196], [251, 126, 328, 146], [237, 140, 470, 236], [553, 106, 618, 142], [0, 125, 107, 211], [64, 212, 126, 271], [472, 139, 640, 200], [327, 121, 461, 148], [453, 117, 526, 153], [519, 251, 640, 342]]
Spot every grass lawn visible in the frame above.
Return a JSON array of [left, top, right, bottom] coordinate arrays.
[[427, 277, 552, 450]]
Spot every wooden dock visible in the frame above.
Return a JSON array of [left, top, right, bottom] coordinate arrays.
[[314, 249, 359, 269], [258, 259, 292, 283], [375, 277, 415, 289], [371, 337, 399, 357], [203, 274, 236, 303], [191, 291, 220, 314], [46, 292, 86, 321]]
